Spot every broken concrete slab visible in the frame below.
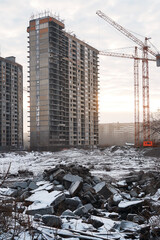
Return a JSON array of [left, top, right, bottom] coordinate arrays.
[[88, 218, 104, 228], [14, 181, 28, 189], [63, 173, 83, 183], [93, 181, 113, 199], [28, 181, 38, 190], [113, 193, 123, 204], [82, 183, 94, 193], [84, 203, 94, 212], [52, 169, 65, 179], [74, 203, 94, 217], [120, 220, 140, 231], [69, 181, 83, 196], [118, 200, 144, 210], [26, 206, 54, 216], [51, 192, 65, 207], [19, 191, 31, 201], [74, 206, 88, 216], [42, 215, 62, 228], [64, 197, 82, 211], [26, 190, 65, 210], [54, 184, 65, 191], [61, 209, 77, 218]]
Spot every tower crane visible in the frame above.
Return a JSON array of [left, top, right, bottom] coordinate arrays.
[[100, 48, 156, 146], [97, 10, 160, 145]]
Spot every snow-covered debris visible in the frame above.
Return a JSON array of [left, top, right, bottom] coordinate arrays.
[[118, 199, 144, 209], [0, 147, 160, 239]]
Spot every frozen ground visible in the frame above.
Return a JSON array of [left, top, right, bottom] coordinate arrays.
[[0, 146, 160, 180]]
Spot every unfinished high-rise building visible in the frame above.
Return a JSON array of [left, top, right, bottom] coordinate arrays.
[[27, 14, 99, 150], [0, 56, 23, 150]]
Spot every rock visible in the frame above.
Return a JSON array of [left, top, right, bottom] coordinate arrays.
[[26, 206, 54, 216], [93, 182, 113, 200], [52, 169, 65, 180], [88, 218, 104, 228], [138, 192, 145, 198], [49, 174, 54, 182], [133, 215, 145, 224], [113, 193, 123, 205], [28, 181, 38, 190], [139, 224, 150, 240], [43, 167, 65, 183], [82, 183, 93, 192], [83, 191, 96, 204], [14, 181, 28, 189], [51, 192, 65, 207], [74, 204, 92, 217], [18, 169, 33, 177], [61, 209, 77, 218], [130, 189, 138, 198], [127, 213, 137, 221], [92, 176, 101, 185], [10, 189, 23, 198], [89, 208, 105, 217], [42, 215, 62, 228], [53, 180, 60, 185], [141, 208, 152, 219], [84, 203, 94, 212], [118, 199, 143, 210], [33, 214, 41, 221], [117, 180, 127, 187], [69, 181, 83, 196], [108, 212, 119, 220], [120, 220, 140, 231], [10, 189, 19, 198], [125, 174, 142, 184], [63, 174, 83, 184], [121, 192, 131, 200], [19, 191, 31, 201], [54, 185, 65, 191], [64, 197, 82, 211]]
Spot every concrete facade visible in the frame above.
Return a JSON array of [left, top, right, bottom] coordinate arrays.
[[0, 56, 23, 150], [27, 15, 99, 150]]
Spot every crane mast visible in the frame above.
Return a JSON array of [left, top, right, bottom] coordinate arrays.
[[134, 47, 140, 146], [100, 48, 140, 146], [97, 10, 157, 145]]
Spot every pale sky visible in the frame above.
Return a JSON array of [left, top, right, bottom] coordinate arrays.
[[0, 0, 159, 132]]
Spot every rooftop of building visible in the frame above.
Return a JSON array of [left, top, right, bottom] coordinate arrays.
[[0, 56, 22, 68], [27, 11, 99, 54]]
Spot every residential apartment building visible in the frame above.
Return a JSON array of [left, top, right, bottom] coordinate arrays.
[[99, 123, 135, 146], [27, 14, 99, 150], [0, 56, 23, 150]]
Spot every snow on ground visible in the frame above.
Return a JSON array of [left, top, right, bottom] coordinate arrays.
[[0, 146, 159, 180]]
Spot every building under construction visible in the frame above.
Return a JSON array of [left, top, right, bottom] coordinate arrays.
[[27, 13, 99, 150], [0, 56, 23, 150]]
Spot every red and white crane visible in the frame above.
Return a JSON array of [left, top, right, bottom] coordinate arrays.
[[100, 48, 156, 146], [97, 10, 160, 146]]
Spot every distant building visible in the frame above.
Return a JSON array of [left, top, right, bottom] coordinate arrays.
[[99, 123, 135, 146], [0, 56, 23, 150], [27, 14, 99, 150]]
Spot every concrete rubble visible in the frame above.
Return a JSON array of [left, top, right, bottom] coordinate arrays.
[[0, 163, 160, 239]]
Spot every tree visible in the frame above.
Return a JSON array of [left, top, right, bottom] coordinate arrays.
[[150, 110, 160, 143]]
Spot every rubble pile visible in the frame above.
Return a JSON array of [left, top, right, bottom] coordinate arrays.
[[0, 164, 160, 239]]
